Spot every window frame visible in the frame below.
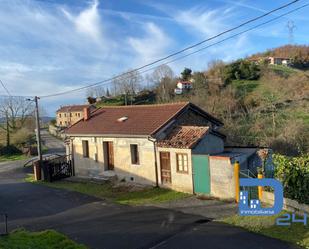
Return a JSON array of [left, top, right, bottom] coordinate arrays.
[[130, 144, 140, 165], [176, 153, 189, 174], [82, 140, 89, 158]]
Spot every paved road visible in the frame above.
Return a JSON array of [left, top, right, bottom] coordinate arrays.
[[41, 129, 65, 154], [0, 163, 299, 249]]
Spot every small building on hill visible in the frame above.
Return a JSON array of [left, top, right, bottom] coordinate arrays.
[[56, 104, 96, 127]]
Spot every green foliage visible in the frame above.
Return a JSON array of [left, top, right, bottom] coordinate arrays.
[[0, 145, 21, 155], [222, 60, 260, 84], [273, 154, 309, 204], [181, 68, 192, 80], [0, 229, 86, 249]]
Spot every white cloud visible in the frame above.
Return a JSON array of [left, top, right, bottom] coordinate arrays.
[[61, 0, 103, 43], [127, 22, 172, 65]]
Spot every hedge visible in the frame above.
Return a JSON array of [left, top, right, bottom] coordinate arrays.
[[273, 154, 309, 204]]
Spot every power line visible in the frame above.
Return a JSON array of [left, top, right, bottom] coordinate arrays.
[[39, 0, 301, 98]]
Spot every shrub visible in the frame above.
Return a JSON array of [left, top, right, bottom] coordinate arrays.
[[0, 145, 21, 155], [11, 128, 35, 147], [273, 154, 309, 204]]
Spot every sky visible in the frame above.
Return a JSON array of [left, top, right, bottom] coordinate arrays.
[[0, 0, 308, 116]]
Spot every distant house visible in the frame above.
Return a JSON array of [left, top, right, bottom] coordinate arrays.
[[56, 104, 96, 128], [268, 56, 291, 66], [174, 81, 193, 94]]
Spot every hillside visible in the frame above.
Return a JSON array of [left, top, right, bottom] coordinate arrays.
[[95, 46, 309, 156]]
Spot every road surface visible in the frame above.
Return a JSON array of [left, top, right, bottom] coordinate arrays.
[[41, 129, 65, 154], [0, 162, 299, 249]]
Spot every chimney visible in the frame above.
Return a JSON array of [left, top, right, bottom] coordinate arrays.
[[84, 107, 91, 121]]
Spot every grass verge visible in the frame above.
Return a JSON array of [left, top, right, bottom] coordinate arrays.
[[0, 229, 86, 249], [0, 153, 28, 163], [25, 174, 190, 205], [221, 213, 309, 249]]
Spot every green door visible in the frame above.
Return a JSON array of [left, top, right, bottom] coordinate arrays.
[[192, 155, 210, 194]]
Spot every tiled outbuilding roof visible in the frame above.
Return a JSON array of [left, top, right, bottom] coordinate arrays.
[[157, 126, 209, 149]]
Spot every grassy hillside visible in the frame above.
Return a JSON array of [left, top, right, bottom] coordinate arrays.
[[94, 52, 309, 156]]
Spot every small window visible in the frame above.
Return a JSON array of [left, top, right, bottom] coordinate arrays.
[[82, 140, 89, 158], [60, 121, 62, 125], [70, 113, 72, 117], [64, 113, 67, 117], [176, 153, 188, 173], [59, 113, 61, 118], [78, 113, 81, 117], [130, 144, 139, 164]]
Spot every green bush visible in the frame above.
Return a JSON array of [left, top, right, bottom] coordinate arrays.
[[273, 154, 309, 204], [0, 145, 21, 155]]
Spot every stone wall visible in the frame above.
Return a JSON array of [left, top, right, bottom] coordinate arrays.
[[72, 136, 157, 186], [209, 156, 235, 199]]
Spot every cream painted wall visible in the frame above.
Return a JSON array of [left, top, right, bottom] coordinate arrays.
[[157, 147, 194, 193], [72, 136, 157, 185], [209, 156, 235, 199]]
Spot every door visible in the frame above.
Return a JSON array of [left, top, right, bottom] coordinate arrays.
[[103, 142, 114, 170], [192, 155, 210, 194], [160, 152, 171, 184]]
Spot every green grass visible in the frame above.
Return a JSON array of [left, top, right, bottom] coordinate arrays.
[[222, 213, 309, 248], [0, 153, 28, 163], [268, 64, 298, 77], [25, 174, 190, 205], [231, 80, 259, 98], [0, 229, 86, 249]]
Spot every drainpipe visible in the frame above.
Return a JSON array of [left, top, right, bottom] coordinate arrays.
[[148, 136, 159, 187]]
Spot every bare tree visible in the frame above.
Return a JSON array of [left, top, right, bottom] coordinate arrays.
[[0, 97, 34, 146], [112, 70, 142, 105], [151, 65, 174, 102], [86, 86, 106, 98]]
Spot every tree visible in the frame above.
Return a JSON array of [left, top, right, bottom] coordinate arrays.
[[181, 68, 192, 81], [151, 65, 175, 102], [106, 88, 111, 97], [86, 86, 106, 98], [112, 70, 142, 105], [0, 97, 34, 147]]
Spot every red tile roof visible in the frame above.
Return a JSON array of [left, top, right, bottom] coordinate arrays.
[[157, 126, 209, 149], [57, 105, 93, 113], [66, 102, 189, 136]]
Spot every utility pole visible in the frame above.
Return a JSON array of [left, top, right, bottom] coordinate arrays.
[[34, 96, 42, 162], [5, 110, 10, 147]]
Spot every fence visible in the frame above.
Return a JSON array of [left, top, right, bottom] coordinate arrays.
[[42, 154, 73, 182]]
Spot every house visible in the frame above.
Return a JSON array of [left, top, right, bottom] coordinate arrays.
[[65, 102, 227, 194], [174, 81, 193, 94], [56, 104, 96, 127], [268, 56, 291, 66]]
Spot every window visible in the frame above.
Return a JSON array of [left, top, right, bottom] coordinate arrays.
[[59, 113, 61, 118], [64, 113, 67, 117], [82, 140, 89, 158], [78, 113, 81, 117], [70, 113, 72, 117], [130, 144, 139, 164], [176, 153, 188, 173], [60, 121, 62, 125]]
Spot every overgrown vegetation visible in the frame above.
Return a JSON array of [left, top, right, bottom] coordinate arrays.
[[25, 174, 190, 205], [0, 229, 86, 249], [222, 213, 309, 249], [273, 154, 309, 204]]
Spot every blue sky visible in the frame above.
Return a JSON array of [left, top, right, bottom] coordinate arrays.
[[0, 0, 308, 116]]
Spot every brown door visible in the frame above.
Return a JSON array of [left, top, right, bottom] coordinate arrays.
[[104, 142, 114, 170], [160, 152, 171, 184]]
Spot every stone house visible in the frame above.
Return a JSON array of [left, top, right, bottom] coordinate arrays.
[[65, 102, 228, 194], [56, 104, 96, 127]]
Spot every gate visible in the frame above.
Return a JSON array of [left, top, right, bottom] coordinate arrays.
[[239, 169, 258, 200], [43, 154, 73, 182], [192, 155, 210, 194]]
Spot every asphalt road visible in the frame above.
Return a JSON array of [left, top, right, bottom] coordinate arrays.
[[0, 163, 299, 249], [41, 129, 65, 154]]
